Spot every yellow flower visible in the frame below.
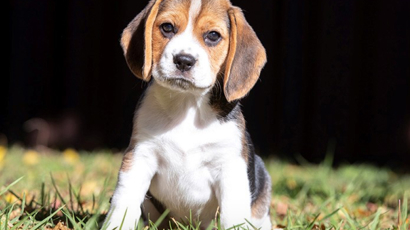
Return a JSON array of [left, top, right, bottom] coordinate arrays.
[[5, 193, 17, 203], [286, 178, 297, 190], [0, 146, 6, 168], [80, 181, 99, 198], [63, 148, 80, 164], [23, 150, 39, 165]]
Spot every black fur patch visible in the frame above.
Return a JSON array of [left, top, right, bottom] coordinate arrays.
[[244, 132, 268, 204], [209, 80, 241, 122], [141, 191, 167, 222]]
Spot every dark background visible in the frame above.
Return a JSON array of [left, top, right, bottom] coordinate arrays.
[[5, 0, 410, 168]]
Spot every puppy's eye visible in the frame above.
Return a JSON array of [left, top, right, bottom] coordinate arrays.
[[161, 23, 174, 33], [160, 23, 175, 37], [204, 31, 221, 46]]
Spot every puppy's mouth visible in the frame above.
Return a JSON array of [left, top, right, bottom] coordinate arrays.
[[157, 75, 211, 91], [165, 77, 196, 90]]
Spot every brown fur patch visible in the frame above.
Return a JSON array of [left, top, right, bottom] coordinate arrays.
[[142, 0, 163, 80], [238, 114, 249, 163], [224, 7, 267, 102], [224, 8, 237, 92], [120, 115, 139, 172], [120, 149, 134, 172], [120, 0, 164, 81]]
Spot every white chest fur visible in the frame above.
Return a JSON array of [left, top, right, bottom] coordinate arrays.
[[133, 82, 243, 220]]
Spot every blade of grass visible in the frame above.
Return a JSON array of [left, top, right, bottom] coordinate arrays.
[[76, 214, 88, 226], [398, 199, 402, 228], [335, 220, 344, 230], [40, 182, 45, 206], [217, 212, 222, 230], [21, 209, 41, 230], [4, 203, 15, 230], [30, 206, 65, 230], [100, 208, 113, 230], [83, 211, 102, 230], [245, 218, 259, 230], [149, 219, 159, 230], [322, 140, 336, 168], [175, 220, 189, 230], [119, 208, 128, 230], [19, 192, 26, 217], [75, 184, 85, 214], [205, 220, 215, 230], [0, 177, 23, 196], [369, 208, 382, 230], [67, 174, 75, 211], [172, 217, 183, 230], [92, 193, 96, 212], [226, 223, 245, 230], [153, 209, 170, 228], [7, 189, 41, 206], [321, 207, 343, 221], [306, 213, 320, 229], [50, 173, 67, 207], [61, 208, 83, 229], [21, 219, 33, 230], [169, 219, 174, 230], [341, 208, 360, 229], [285, 208, 293, 229], [401, 195, 409, 230], [10, 214, 31, 230]]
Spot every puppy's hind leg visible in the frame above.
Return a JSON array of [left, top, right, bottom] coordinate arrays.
[[249, 155, 272, 230], [141, 192, 169, 229]]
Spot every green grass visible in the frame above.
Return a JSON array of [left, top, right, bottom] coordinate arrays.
[[0, 145, 409, 230]]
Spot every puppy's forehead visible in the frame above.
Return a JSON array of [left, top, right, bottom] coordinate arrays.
[[158, 0, 232, 22], [158, 0, 190, 15]]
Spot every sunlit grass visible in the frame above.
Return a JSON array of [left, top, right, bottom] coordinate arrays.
[[266, 157, 410, 229], [0, 145, 409, 229]]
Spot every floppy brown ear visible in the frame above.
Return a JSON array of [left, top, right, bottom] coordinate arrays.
[[223, 7, 267, 102], [120, 0, 163, 81]]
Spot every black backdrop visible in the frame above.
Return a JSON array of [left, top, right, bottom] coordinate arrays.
[[5, 0, 410, 167]]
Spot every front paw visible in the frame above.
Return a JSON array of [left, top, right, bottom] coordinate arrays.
[[103, 206, 141, 230], [220, 216, 251, 230]]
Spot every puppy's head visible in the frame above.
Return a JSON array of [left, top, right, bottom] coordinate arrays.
[[121, 0, 266, 102]]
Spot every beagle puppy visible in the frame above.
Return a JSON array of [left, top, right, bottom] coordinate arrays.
[[104, 0, 271, 229]]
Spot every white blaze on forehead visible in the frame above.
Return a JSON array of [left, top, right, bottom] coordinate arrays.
[[188, 0, 202, 24], [181, 0, 201, 39]]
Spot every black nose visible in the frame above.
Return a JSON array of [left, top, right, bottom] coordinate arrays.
[[173, 54, 196, 72]]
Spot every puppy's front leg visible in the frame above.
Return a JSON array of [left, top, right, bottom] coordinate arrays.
[[216, 157, 252, 229], [104, 147, 157, 230]]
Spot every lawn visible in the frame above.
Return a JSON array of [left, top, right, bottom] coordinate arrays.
[[0, 145, 409, 230]]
